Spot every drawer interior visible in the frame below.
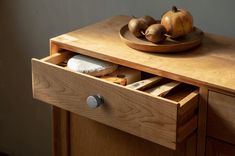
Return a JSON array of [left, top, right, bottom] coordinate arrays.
[[41, 50, 198, 103]]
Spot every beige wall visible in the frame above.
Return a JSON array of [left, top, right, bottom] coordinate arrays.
[[0, 0, 235, 155]]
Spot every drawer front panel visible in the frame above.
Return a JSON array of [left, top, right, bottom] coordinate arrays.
[[32, 56, 198, 150], [207, 91, 235, 144]]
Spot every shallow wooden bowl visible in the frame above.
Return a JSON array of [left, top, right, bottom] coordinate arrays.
[[119, 25, 204, 53]]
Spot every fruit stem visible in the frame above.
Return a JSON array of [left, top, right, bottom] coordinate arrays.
[[172, 6, 178, 12], [140, 30, 145, 36], [131, 15, 137, 18]]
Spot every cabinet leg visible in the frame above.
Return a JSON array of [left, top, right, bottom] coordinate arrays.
[[52, 106, 70, 156], [197, 87, 208, 156]]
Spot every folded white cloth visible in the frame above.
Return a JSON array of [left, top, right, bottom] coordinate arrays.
[[67, 54, 118, 76]]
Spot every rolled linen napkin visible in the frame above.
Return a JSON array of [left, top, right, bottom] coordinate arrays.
[[67, 54, 118, 76]]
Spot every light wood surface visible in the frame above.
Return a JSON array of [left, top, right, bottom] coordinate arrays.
[[177, 90, 198, 143], [41, 51, 74, 65], [146, 81, 181, 97], [178, 90, 198, 124], [50, 15, 235, 93], [70, 113, 197, 156], [207, 91, 235, 144], [32, 56, 198, 150], [206, 137, 235, 156], [126, 76, 163, 90]]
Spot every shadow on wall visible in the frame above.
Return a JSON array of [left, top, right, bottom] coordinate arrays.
[[0, 152, 10, 156], [0, 1, 52, 156]]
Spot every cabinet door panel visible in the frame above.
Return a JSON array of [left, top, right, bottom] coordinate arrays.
[[70, 113, 197, 156], [207, 91, 235, 144], [206, 137, 235, 156]]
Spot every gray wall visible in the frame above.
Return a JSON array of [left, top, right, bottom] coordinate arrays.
[[0, 0, 235, 156]]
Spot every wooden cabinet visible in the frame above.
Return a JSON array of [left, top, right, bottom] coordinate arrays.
[[31, 15, 235, 156], [206, 137, 235, 156]]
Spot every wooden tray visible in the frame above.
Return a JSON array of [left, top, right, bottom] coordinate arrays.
[[119, 25, 204, 53]]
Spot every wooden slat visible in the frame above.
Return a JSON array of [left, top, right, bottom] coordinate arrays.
[[32, 58, 180, 149], [126, 76, 163, 90], [207, 91, 235, 144], [146, 81, 181, 97]]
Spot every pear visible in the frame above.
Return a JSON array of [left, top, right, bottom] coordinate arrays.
[[145, 24, 167, 43], [128, 18, 148, 38], [139, 15, 157, 26]]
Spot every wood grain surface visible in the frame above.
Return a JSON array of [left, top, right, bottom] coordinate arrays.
[[52, 107, 70, 156], [32, 57, 198, 150], [126, 76, 163, 90], [70, 113, 197, 156], [196, 87, 208, 156], [207, 91, 235, 144], [50, 15, 235, 93], [206, 137, 235, 156]]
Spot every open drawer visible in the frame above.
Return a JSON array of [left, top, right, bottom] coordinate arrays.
[[32, 51, 199, 150]]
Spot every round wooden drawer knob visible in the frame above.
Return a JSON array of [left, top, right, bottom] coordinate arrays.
[[86, 95, 104, 109]]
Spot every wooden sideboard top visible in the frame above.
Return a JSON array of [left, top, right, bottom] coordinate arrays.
[[51, 15, 235, 93]]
